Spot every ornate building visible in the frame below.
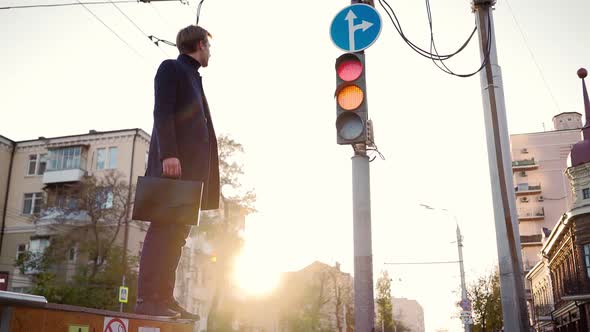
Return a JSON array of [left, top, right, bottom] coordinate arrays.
[[529, 68, 590, 331]]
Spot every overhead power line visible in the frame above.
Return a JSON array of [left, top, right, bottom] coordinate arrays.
[[1, 0, 181, 11], [108, 0, 170, 57], [385, 260, 461, 265], [75, 0, 144, 59], [505, 0, 561, 114]]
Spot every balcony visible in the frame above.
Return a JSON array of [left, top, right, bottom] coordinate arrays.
[[520, 234, 542, 246], [518, 207, 545, 221], [512, 158, 538, 171], [514, 183, 542, 196], [36, 208, 90, 227], [534, 304, 554, 318], [43, 169, 86, 184], [42, 146, 87, 184]]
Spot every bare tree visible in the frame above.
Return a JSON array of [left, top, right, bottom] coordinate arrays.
[[44, 170, 133, 280], [16, 171, 137, 310]]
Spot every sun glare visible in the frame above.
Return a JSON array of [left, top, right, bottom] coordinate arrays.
[[233, 244, 281, 297]]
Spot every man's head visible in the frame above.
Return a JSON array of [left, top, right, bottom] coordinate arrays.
[[176, 25, 212, 67]]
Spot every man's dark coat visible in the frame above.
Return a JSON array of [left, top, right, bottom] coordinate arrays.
[[146, 54, 220, 210]]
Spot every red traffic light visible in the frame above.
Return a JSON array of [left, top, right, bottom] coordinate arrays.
[[336, 55, 363, 82]]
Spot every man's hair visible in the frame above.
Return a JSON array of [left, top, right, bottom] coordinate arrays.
[[176, 25, 212, 54]]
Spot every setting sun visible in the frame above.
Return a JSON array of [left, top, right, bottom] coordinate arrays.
[[233, 239, 281, 297]]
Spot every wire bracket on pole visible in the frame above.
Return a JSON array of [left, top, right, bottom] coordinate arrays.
[[471, 0, 496, 12]]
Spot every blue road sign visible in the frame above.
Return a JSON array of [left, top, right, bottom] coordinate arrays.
[[330, 4, 382, 52]]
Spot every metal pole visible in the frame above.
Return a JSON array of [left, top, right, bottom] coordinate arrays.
[[472, 1, 530, 330], [119, 275, 125, 312], [456, 225, 471, 332], [352, 146, 375, 332]]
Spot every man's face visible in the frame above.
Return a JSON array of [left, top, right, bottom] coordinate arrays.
[[197, 39, 211, 67]]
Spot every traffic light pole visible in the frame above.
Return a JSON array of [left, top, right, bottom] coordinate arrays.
[[472, 0, 530, 330], [352, 143, 375, 332]]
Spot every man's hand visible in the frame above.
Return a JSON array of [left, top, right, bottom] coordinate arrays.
[[162, 157, 182, 178]]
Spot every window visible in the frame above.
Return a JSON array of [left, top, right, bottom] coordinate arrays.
[[29, 238, 49, 256], [22, 193, 43, 214], [96, 148, 106, 170], [68, 246, 77, 262], [38, 154, 47, 175], [56, 192, 78, 210], [27, 155, 37, 175], [96, 188, 113, 209], [48, 147, 84, 171], [108, 147, 118, 169], [26, 154, 47, 176], [583, 188, 590, 200], [16, 244, 27, 261], [584, 244, 590, 279], [97, 147, 118, 170]]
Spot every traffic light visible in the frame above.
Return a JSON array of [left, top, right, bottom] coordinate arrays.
[[335, 52, 368, 145]]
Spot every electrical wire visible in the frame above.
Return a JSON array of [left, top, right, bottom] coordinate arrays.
[[75, 0, 144, 59], [0, 0, 183, 11], [378, 0, 491, 78], [0, 0, 137, 10], [385, 260, 461, 265], [377, 0, 476, 61], [505, 0, 561, 114], [108, 0, 170, 57], [148, 2, 173, 30], [425, 0, 491, 77]]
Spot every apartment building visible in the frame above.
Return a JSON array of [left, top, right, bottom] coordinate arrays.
[[0, 129, 150, 292], [0, 135, 14, 291], [392, 297, 425, 332], [510, 112, 583, 272]]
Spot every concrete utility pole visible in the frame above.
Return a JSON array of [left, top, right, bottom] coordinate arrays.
[[456, 225, 472, 332], [352, 143, 375, 332], [471, 0, 530, 330]]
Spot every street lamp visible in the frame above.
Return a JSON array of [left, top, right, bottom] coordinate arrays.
[[419, 204, 472, 332]]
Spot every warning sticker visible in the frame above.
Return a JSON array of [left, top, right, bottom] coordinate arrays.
[[103, 317, 129, 332], [138, 328, 161, 332]]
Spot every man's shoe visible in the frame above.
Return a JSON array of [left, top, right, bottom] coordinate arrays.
[[168, 300, 200, 320], [135, 301, 181, 319]]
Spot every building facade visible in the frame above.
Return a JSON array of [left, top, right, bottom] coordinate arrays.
[[174, 199, 247, 332], [527, 68, 590, 331], [392, 297, 425, 332], [510, 112, 584, 327], [527, 259, 555, 331], [0, 129, 150, 292], [510, 113, 582, 273]]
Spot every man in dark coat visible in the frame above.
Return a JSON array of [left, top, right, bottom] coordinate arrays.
[[135, 25, 220, 318]]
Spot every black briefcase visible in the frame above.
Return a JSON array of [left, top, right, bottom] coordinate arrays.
[[132, 176, 204, 225]]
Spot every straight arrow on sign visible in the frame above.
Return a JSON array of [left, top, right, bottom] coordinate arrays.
[[345, 10, 374, 51]]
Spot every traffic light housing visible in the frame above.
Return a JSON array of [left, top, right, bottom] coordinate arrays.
[[335, 52, 368, 145]]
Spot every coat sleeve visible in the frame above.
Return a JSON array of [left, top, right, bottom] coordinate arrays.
[[153, 60, 179, 160]]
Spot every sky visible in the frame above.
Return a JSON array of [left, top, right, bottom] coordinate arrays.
[[1, 0, 590, 331]]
